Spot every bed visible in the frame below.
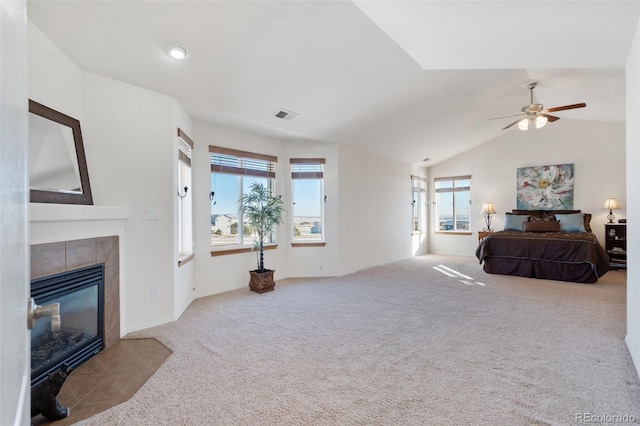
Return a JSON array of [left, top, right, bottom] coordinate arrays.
[[475, 209, 610, 283]]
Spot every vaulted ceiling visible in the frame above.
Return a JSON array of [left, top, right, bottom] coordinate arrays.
[[27, 1, 638, 166]]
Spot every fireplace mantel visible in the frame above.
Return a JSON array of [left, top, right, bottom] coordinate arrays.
[[30, 203, 130, 223], [30, 204, 129, 346], [30, 203, 129, 247]]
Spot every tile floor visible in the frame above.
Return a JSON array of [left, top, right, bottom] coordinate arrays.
[[32, 338, 171, 426]]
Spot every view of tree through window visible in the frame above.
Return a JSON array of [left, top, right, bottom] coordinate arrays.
[[435, 176, 471, 232]]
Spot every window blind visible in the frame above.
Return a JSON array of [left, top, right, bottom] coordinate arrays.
[[435, 175, 471, 193], [290, 158, 324, 179], [177, 128, 193, 166], [210, 146, 277, 178]]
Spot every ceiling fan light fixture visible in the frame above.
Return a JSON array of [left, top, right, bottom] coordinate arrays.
[[492, 81, 586, 131], [517, 118, 529, 131]]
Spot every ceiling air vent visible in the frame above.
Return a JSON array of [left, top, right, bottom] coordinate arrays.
[[274, 109, 299, 121]]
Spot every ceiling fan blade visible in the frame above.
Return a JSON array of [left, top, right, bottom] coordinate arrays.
[[546, 103, 586, 113], [502, 119, 521, 130], [488, 113, 523, 121], [541, 114, 560, 122]]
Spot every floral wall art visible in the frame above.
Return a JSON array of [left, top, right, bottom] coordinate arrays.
[[516, 163, 574, 210]]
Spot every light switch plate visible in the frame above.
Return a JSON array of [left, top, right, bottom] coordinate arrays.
[[146, 208, 160, 221]]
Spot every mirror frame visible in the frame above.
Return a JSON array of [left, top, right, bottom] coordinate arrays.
[[29, 99, 93, 205]]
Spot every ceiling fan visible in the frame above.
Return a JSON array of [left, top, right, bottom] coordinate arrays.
[[490, 82, 586, 130]]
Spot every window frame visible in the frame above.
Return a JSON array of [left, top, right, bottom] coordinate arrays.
[[209, 145, 278, 252], [290, 158, 326, 247], [435, 175, 471, 234], [411, 175, 426, 233], [177, 128, 194, 266]]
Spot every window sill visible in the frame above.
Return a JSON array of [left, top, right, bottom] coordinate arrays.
[[435, 231, 472, 235], [178, 253, 194, 267], [210, 244, 277, 257], [291, 242, 326, 248]]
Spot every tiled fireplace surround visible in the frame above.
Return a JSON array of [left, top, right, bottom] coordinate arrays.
[[30, 236, 120, 349]]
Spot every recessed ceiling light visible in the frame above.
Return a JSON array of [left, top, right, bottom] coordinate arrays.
[[164, 42, 190, 60]]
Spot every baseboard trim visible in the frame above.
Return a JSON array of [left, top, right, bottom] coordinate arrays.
[[625, 335, 640, 379]]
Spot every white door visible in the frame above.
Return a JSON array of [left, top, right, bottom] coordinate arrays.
[[0, 1, 30, 424]]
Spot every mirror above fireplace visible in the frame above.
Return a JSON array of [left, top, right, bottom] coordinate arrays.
[[29, 99, 93, 205]]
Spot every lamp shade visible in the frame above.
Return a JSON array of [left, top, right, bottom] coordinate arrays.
[[603, 198, 620, 210], [481, 202, 496, 215]]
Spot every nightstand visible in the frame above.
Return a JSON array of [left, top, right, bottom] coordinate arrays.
[[605, 223, 627, 270], [478, 231, 493, 243]]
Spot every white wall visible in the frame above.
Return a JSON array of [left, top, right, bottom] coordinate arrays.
[[427, 119, 626, 256], [337, 144, 414, 275], [626, 18, 640, 377], [27, 22, 82, 120], [81, 73, 177, 332], [28, 21, 190, 334]]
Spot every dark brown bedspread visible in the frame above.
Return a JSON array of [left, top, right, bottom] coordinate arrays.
[[476, 231, 610, 283]]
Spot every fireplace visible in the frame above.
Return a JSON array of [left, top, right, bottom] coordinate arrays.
[[30, 264, 104, 387], [30, 236, 120, 361], [30, 236, 120, 419]]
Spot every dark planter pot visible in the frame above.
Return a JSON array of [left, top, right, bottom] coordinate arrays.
[[248, 269, 275, 294]]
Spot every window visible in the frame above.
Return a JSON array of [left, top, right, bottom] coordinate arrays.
[[411, 175, 426, 232], [177, 129, 193, 264], [435, 175, 471, 232], [209, 146, 277, 247], [291, 158, 325, 245]]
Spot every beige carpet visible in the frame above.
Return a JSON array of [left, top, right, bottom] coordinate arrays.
[[79, 255, 640, 425]]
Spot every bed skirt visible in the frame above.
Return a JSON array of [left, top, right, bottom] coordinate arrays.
[[481, 256, 600, 283]]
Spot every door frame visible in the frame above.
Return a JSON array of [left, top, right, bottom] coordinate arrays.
[[0, 0, 30, 424]]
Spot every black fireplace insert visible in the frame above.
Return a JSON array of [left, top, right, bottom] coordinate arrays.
[[30, 264, 104, 388]]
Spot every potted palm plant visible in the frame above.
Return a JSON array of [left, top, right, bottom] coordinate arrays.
[[239, 182, 286, 293]]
